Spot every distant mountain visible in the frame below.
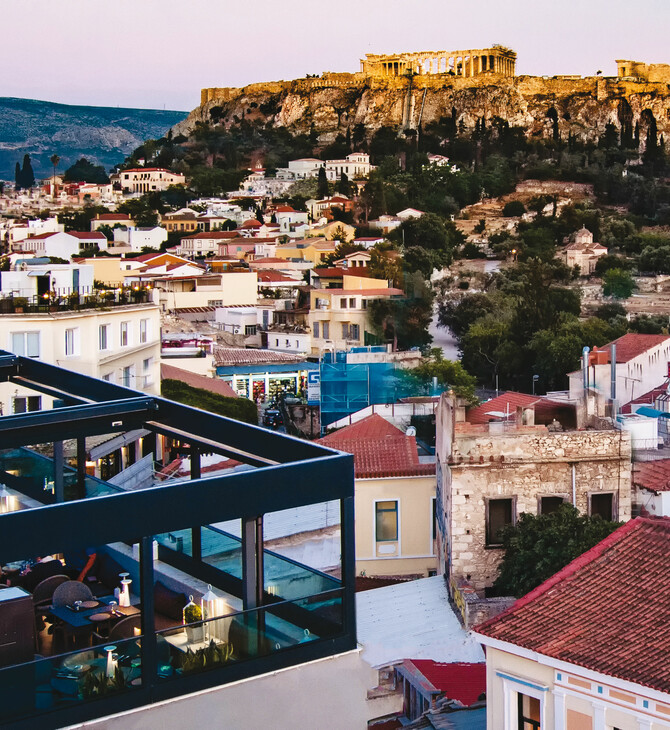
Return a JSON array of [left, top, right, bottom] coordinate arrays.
[[0, 97, 188, 181]]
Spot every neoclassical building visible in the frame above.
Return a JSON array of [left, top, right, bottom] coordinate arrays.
[[360, 46, 516, 78]]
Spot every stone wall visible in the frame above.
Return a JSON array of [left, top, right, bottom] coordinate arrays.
[[441, 424, 632, 592]]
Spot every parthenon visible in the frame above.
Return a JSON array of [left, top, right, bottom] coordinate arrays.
[[360, 47, 517, 78]]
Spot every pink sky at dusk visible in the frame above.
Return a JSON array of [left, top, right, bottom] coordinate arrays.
[[3, 0, 669, 112]]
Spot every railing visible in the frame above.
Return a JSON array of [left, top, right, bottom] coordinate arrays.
[[0, 290, 151, 314]]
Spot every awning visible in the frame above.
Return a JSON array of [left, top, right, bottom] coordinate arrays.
[[633, 406, 670, 419]]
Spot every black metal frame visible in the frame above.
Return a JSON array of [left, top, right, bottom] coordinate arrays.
[[0, 352, 356, 730]]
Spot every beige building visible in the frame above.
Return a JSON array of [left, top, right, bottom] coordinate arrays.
[[115, 167, 186, 193], [0, 302, 161, 415], [73, 256, 126, 286], [319, 414, 437, 577], [562, 226, 607, 275], [435, 391, 632, 593], [308, 276, 402, 354], [153, 271, 257, 312], [474, 517, 670, 730], [360, 46, 516, 77]]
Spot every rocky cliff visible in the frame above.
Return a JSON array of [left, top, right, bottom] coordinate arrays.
[[174, 72, 670, 147]]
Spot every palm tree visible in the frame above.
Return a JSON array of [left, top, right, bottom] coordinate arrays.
[[49, 154, 60, 195]]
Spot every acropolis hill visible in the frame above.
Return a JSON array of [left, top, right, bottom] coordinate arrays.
[[173, 47, 670, 145]]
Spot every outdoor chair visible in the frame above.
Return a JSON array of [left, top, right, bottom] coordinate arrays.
[[51, 580, 94, 608]]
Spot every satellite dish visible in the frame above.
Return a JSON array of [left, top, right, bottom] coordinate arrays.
[[406, 426, 417, 436]]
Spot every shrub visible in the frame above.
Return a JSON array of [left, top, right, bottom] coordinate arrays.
[[502, 200, 526, 217]]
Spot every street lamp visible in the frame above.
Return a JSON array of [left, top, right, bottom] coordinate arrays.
[[532, 374, 539, 395]]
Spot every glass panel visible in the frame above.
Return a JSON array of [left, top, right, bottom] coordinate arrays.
[[26, 333, 40, 358], [0, 636, 142, 724], [376, 501, 398, 541], [154, 528, 193, 557], [156, 589, 343, 681]]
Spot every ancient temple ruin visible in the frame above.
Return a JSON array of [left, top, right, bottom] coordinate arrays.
[[360, 47, 516, 78]]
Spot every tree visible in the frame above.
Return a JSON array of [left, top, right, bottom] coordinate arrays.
[[14, 162, 21, 190], [409, 350, 478, 404], [338, 172, 352, 197], [19, 154, 35, 188], [602, 268, 635, 299], [317, 167, 329, 199], [50, 154, 61, 189], [63, 158, 109, 184], [502, 200, 525, 217], [492, 504, 621, 597]]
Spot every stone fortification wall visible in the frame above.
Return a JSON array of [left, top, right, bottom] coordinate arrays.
[[446, 428, 631, 592]]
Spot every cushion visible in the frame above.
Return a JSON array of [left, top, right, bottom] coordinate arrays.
[[154, 581, 187, 621]]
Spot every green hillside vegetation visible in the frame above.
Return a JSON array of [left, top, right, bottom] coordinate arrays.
[[161, 379, 257, 424]]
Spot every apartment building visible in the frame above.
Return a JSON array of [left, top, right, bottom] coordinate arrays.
[[115, 167, 186, 193]]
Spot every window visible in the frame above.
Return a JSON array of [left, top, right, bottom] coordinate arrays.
[[432, 497, 437, 547], [539, 496, 565, 515], [143, 358, 152, 372], [13, 396, 41, 414], [139, 319, 149, 344], [323, 322, 330, 339], [245, 324, 257, 336], [120, 322, 129, 347], [590, 492, 615, 521], [517, 693, 541, 729], [350, 324, 360, 341], [99, 324, 109, 351], [102, 373, 113, 382], [361, 299, 368, 309], [64, 328, 78, 356], [11, 332, 40, 358], [349, 297, 356, 308], [313, 322, 320, 338], [486, 498, 515, 546], [376, 501, 398, 542], [340, 298, 348, 309], [342, 323, 350, 339], [121, 365, 133, 388]]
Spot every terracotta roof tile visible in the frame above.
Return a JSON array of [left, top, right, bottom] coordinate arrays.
[[633, 459, 670, 493], [161, 364, 238, 399], [403, 660, 486, 706], [466, 392, 540, 424], [318, 414, 435, 479], [603, 333, 670, 363], [474, 517, 670, 693], [213, 347, 304, 366]]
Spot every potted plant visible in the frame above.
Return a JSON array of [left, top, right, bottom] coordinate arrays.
[[12, 297, 28, 313], [183, 601, 205, 643]]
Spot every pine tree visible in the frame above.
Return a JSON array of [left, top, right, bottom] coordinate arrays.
[[21, 154, 35, 188], [317, 166, 329, 199]]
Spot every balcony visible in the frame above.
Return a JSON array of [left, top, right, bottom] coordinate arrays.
[[0, 288, 153, 315], [0, 353, 355, 729]]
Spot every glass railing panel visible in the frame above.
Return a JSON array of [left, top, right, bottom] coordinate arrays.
[[263, 549, 340, 601], [0, 637, 142, 725], [200, 526, 243, 579], [154, 528, 193, 557], [156, 588, 343, 681]]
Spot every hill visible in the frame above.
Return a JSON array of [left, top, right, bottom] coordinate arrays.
[[0, 97, 187, 180]]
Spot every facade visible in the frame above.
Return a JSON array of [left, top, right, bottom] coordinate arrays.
[[275, 238, 337, 266], [474, 517, 670, 730], [308, 279, 403, 354], [91, 213, 134, 231], [151, 272, 257, 312], [161, 210, 200, 234], [180, 232, 238, 257], [324, 153, 373, 181], [0, 357, 357, 729], [116, 167, 186, 193], [113, 226, 168, 252], [319, 415, 437, 577], [435, 392, 632, 592], [0, 262, 94, 298], [17, 231, 84, 260], [360, 47, 517, 77]]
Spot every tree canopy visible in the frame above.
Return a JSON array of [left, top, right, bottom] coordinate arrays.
[[493, 503, 622, 597]]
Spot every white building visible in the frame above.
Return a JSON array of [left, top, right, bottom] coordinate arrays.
[[274, 206, 309, 233], [115, 167, 186, 193], [0, 262, 94, 298], [17, 231, 84, 260], [286, 158, 325, 179], [0, 301, 161, 416], [324, 152, 373, 181], [113, 226, 168, 252]]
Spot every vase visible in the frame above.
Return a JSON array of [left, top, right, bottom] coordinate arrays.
[[185, 624, 205, 644]]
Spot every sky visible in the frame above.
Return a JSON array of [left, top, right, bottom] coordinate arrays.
[[3, 0, 670, 112]]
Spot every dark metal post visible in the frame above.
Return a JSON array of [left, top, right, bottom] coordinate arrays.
[[190, 448, 202, 560], [53, 441, 64, 502], [242, 518, 258, 610], [139, 536, 157, 687], [255, 516, 264, 606], [190, 446, 201, 480], [76, 437, 86, 498], [340, 496, 356, 641]]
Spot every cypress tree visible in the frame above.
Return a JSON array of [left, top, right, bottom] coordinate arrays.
[[14, 162, 22, 190], [22, 154, 35, 188], [317, 166, 329, 199]]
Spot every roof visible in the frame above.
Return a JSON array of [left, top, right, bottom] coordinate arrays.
[[183, 232, 239, 240], [240, 219, 262, 228], [401, 660, 486, 707], [318, 414, 435, 479], [69, 231, 106, 239], [312, 267, 345, 277], [315, 287, 404, 296], [603, 333, 670, 363], [621, 384, 670, 414], [95, 213, 131, 220], [633, 459, 670, 493], [161, 364, 238, 399], [213, 347, 304, 367], [122, 167, 181, 174], [257, 271, 298, 283], [465, 392, 540, 424], [355, 576, 485, 668], [474, 517, 670, 693]]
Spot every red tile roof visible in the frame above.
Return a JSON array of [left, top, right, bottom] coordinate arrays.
[[183, 232, 239, 240], [633, 459, 670, 493], [403, 660, 486, 707], [95, 213, 131, 220], [316, 287, 404, 296], [213, 347, 304, 367], [474, 517, 670, 693], [161, 364, 238, 399], [240, 219, 262, 228], [69, 231, 106, 239], [603, 333, 670, 363], [257, 271, 298, 283], [312, 267, 345, 277], [621, 384, 669, 414], [318, 414, 435, 479], [466, 392, 540, 424]]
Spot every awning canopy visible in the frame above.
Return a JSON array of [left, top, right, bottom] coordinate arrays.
[[634, 406, 670, 419]]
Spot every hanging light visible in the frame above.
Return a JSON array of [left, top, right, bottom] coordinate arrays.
[[201, 584, 229, 642]]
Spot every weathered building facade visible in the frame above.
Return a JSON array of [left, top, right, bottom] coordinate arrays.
[[435, 394, 632, 593]]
